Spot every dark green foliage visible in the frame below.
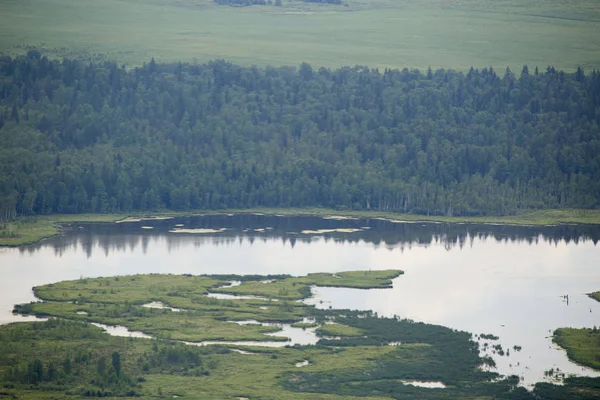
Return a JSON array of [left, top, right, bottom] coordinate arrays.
[[0, 319, 228, 397], [97, 356, 106, 376], [0, 319, 138, 396], [112, 352, 121, 376], [318, 316, 493, 384], [30, 359, 44, 384], [63, 357, 72, 375], [286, 315, 534, 399], [533, 377, 600, 399], [1, 56, 599, 219], [12, 303, 35, 315], [283, 313, 600, 399], [288, 315, 600, 399], [480, 333, 499, 340], [147, 343, 208, 374]]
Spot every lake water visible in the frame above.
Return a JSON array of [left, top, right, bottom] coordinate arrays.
[[0, 214, 599, 386]]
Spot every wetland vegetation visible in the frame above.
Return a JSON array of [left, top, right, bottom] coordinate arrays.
[[15, 271, 400, 341], [4, 271, 600, 399]]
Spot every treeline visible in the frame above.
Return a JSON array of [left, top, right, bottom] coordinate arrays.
[[0, 54, 599, 219]]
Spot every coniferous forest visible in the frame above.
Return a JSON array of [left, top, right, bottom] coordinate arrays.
[[1, 54, 599, 220]]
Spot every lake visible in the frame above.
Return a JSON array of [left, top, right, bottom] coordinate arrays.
[[1, 214, 599, 386]]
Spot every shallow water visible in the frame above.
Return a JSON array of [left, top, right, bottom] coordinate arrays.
[[401, 381, 446, 389], [142, 301, 181, 312], [230, 320, 320, 345], [303, 237, 600, 385], [0, 214, 599, 385], [206, 293, 277, 301], [295, 360, 310, 367], [90, 322, 153, 339], [264, 324, 319, 345]]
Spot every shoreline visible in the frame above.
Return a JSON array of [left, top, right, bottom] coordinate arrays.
[[1, 207, 599, 247]]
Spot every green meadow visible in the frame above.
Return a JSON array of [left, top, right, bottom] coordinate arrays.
[[1, 0, 599, 71]]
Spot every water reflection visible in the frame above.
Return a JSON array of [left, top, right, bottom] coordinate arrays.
[[1, 214, 599, 387], [16, 214, 600, 258]]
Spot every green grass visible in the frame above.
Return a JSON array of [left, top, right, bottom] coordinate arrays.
[[21, 273, 313, 340], [553, 327, 600, 370], [2, 208, 599, 247], [588, 292, 600, 302], [316, 323, 364, 337], [214, 270, 403, 300], [33, 274, 221, 304], [0, 0, 599, 71], [138, 345, 401, 400], [20, 301, 288, 342], [19, 272, 399, 342], [291, 322, 319, 329]]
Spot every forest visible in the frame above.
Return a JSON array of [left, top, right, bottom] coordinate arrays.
[[0, 54, 599, 220]]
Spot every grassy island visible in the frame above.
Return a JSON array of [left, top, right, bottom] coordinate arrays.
[[553, 327, 600, 371]]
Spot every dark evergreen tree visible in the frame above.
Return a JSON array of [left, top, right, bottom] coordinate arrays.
[[0, 56, 598, 218]]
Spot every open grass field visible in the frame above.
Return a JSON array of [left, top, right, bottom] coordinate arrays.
[[0, 0, 599, 71]]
